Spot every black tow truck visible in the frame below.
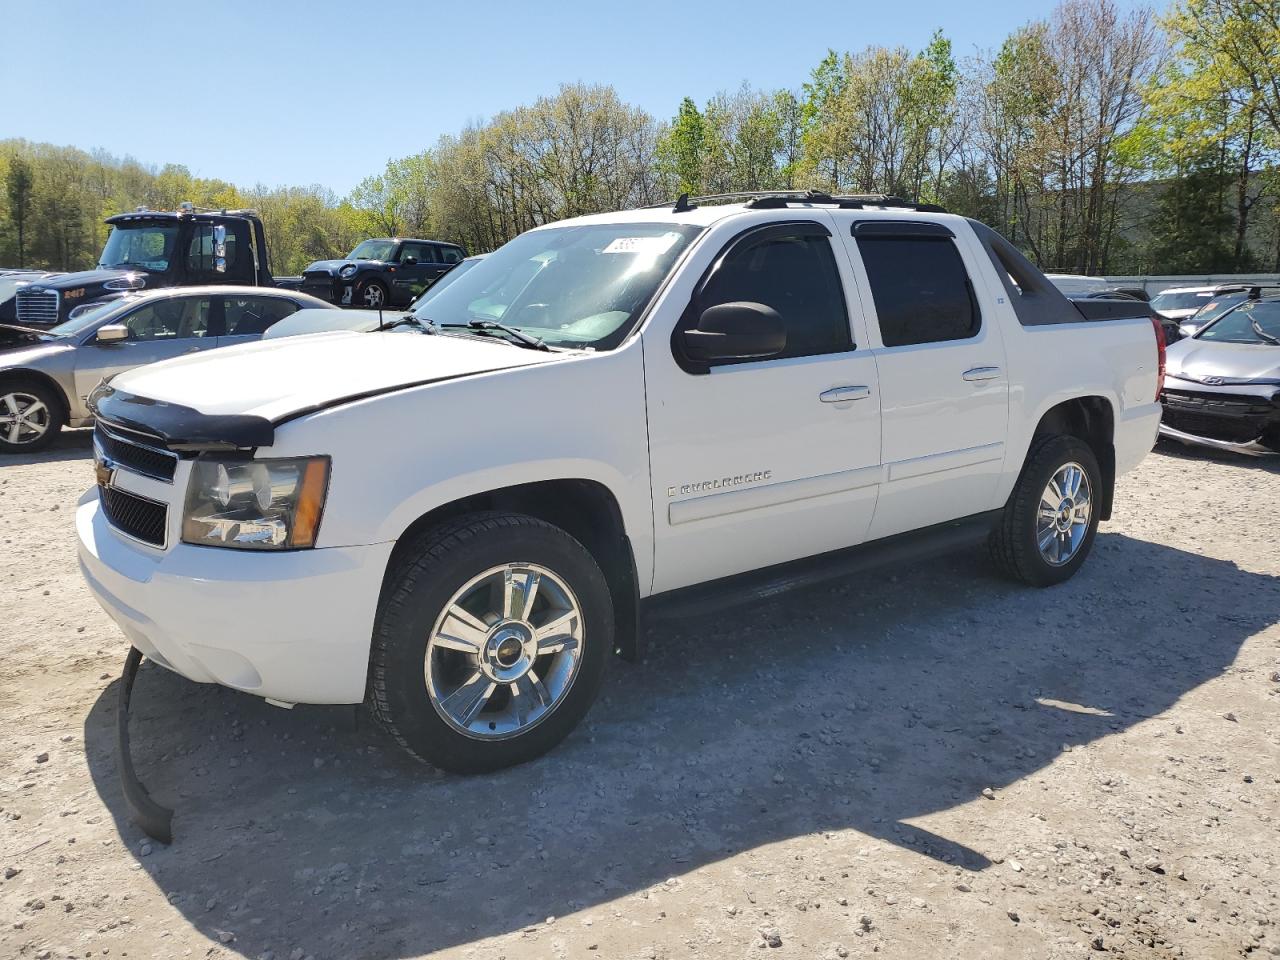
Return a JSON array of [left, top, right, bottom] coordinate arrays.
[[0, 203, 301, 329]]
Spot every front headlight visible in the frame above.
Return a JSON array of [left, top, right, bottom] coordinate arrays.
[[338, 264, 358, 279], [182, 456, 329, 550]]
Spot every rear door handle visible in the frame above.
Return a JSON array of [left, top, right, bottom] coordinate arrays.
[[819, 385, 871, 403], [962, 366, 1002, 382]]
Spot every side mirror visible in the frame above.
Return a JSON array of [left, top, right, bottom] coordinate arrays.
[[1178, 323, 1197, 338], [212, 225, 227, 274], [96, 324, 128, 343], [682, 301, 786, 364], [401, 256, 418, 266]]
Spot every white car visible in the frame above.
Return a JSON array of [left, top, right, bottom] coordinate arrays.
[[1150, 284, 1256, 327], [78, 193, 1163, 813]]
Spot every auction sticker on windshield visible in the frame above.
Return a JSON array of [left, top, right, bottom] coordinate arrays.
[[603, 234, 681, 255]]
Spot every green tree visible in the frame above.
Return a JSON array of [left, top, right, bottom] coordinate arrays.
[[1148, 148, 1238, 270], [659, 97, 709, 194], [5, 155, 33, 267]]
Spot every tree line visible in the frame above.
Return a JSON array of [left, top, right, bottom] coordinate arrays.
[[2, 0, 1277, 277]]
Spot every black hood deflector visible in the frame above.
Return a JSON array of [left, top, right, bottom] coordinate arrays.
[[90, 385, 275, 451], [90, 363, 520, 452]]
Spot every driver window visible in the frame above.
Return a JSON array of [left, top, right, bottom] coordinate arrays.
[[119, 298, 212, 341], [187, 225, 241, 280], [699, 231, 853, 362]]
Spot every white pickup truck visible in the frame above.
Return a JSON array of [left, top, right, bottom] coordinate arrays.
[[79, 192, 1164, 794]]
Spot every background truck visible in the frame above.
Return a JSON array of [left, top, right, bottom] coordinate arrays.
[[0, 204, 301, 329], [78, 191, 1163, 829]]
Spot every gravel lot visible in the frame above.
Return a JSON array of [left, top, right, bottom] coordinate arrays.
[[0, 431, 1277, 960]]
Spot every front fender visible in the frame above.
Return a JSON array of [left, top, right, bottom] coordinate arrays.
[[264, 346, 656, 593]]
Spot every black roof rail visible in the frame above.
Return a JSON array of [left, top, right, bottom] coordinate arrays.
[[643, 190, 946, 214]]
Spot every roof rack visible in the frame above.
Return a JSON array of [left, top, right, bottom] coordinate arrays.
[[646, 190, 946, 214]]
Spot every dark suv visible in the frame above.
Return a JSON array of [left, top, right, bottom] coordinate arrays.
[[300, 238, 468, 309]]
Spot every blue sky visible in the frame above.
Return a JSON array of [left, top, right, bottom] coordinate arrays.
[[3, 0, 1143, 195]]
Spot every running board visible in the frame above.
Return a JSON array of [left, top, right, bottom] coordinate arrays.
[[643, 510, 1002, 622]]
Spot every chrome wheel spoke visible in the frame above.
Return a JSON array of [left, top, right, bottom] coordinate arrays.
[[533, 610, 578, 653], [5, 422, 20, 444], [1, 395, 18, 416], [440, 671, 496, 727], [434, 604, 488, 654], [503, 568, 540, 621]]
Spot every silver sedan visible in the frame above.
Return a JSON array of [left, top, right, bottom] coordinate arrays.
[[0, 285, 335, 453]]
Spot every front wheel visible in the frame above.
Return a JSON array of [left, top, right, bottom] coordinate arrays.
[[370, 512, 613, 773], [989, 435, 1102, 587], [0, 381, 63, 454], [358, 279, 388, 309]]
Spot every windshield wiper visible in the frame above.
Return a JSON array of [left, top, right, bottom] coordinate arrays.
[[381, 315, 436, 334], [1249, 317, 1280, 345], [440, 320, 550, 351]]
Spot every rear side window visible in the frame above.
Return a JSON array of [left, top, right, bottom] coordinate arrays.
[[857, 237, 979, 347], [699, 231, 852, 362]]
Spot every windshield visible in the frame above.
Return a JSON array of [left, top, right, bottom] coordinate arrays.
[[347, 240, 397, 261], [410, 223, 701, 350], [1190, 293, 1248, 324], [1197, 300, 1280, 345], [47, 298, 134, 338], [99, 224, 178, 271], [1152, 290, 1228, 314]]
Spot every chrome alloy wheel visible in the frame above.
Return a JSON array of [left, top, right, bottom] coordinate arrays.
[[425, 563, 584, 740], [1037, 461, 1092, 566], [361, 283, 385, 307], [0, 392, 51, 445]]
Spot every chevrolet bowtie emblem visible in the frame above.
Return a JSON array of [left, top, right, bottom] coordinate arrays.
[[94, 457, 114, 488]]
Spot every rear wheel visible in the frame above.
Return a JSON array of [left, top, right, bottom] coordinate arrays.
[[0, 381, 62, 454], [370, 512, 612, 773], [989, 435, 1102, 587]]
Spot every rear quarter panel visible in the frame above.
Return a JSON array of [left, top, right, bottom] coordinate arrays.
[[996, 317, 1160, 498]]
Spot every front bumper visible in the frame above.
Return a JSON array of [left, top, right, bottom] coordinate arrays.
[[300, 274, 356, 306], [1159, 384, 1280, 456], [77, 492, 393, 704]]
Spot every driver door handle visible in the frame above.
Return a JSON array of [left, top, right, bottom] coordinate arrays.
[[819, 385, 871, 403], [962, 366, 1002, 382]]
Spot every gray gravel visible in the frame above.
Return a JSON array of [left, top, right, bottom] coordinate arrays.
[[1, 430, 1278, 959]]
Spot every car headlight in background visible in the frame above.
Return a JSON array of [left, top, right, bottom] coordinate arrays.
[[182, 456, 329, 550], [338, 264, 358, 279]]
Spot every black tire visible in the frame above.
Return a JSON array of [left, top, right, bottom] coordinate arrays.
[[989, 434, 1102, 587], [370, 512, 613, 773], [357, 279, 389, 309], [0, 380, 64, 454]]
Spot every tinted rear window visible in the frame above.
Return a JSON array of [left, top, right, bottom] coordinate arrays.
[[857, 237, 979, 346]]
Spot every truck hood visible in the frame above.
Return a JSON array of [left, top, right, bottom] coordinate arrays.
[[27, 268, 136, 291], [1166, 337, 1280, 383], [105, 330, 562, 425]]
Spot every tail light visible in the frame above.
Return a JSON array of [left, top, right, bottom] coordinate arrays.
[[1150, 313, 1166, 401]]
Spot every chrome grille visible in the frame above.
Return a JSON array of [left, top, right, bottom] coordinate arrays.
[[15, 288, 59, 325], [94, 422, 178, 482]]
